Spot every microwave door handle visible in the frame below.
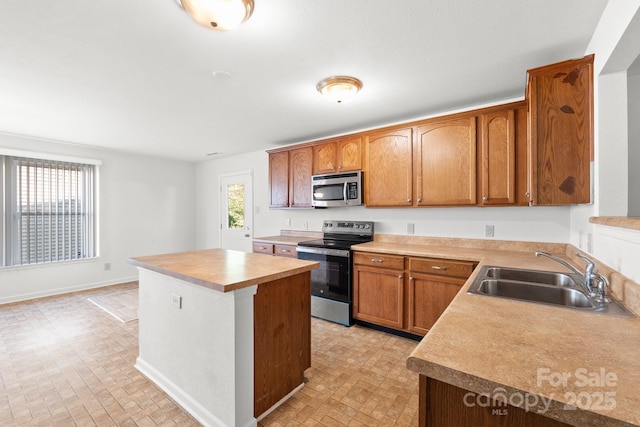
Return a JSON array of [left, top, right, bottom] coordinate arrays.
[[343, 182, 348, 204]]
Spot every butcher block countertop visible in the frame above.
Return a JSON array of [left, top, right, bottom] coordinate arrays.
[[128, 248, 319, 293], [353, 235, 640, 427]]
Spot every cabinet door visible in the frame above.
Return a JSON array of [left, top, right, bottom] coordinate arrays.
[[408, 272, 465, 336], [312, 142, 337, 175], [415, 117, 477, 206], [268, 151, 289, 208], [528, 54, 593, 205], [479, 109, 516, 205], [363, 128, 413, 206], [337, 136, 362, 171], [353, 265, 405, 329], [289, 147, 313, 208]]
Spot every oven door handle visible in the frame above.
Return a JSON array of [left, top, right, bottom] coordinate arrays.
[[296, 246, 350, 258]]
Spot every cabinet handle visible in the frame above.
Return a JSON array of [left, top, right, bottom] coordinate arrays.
[[398, 275, 403, 279], [407, 198, 412, 204], [371, 258, 383, 263], [483, 196, 488, 202], [431, 266, 447, 271], [417, 198, 422, 203], [281, 249, 291, 253], [409, 276, 414, 281], [259, 246, 267, 250]]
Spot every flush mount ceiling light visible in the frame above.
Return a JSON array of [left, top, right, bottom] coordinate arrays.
[[316, 76, 363, 103], [176, 0, 254, 31]]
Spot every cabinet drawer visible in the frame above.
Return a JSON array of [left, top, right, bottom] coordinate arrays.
[[253, 242, 274, 255], [409, 257, 475, 278], [354, 252, 404, 270], [274, 244, 298, 258]]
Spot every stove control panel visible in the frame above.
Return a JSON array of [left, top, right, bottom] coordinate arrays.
[[322, 220, 374, 236]]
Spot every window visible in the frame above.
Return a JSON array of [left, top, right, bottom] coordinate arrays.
[[1, 154, 97, 267]]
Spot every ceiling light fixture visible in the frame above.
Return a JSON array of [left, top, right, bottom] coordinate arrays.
[[316, 76, 363, 103], [176, 0, 254, 31]]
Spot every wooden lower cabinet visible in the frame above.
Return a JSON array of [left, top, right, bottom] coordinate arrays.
[[353, 264, 405, 329], [408, 273, 466, 335], [353, 252, 476, 335], [419, 377, 570, 427]]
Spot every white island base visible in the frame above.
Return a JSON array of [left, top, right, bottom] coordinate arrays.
[[129, 249, 317, 427]]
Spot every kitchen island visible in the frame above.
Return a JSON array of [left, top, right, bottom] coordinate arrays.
[[128, 249, 319, 427]]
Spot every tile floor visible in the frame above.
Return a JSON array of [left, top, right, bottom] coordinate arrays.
[[0, 283, 419, 426]]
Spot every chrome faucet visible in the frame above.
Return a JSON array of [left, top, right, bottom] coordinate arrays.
[[534, 251, 604, 297]]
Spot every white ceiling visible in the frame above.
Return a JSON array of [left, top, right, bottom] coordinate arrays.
[[0, 0, 609, 162]]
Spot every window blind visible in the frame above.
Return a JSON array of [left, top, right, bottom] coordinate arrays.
[[9, 157, 96, 266]]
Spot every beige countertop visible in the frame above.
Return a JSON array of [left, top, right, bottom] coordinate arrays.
[[128, 248, 319, 293], [353, 236, 640, 427], [253, 230, 322, 246]]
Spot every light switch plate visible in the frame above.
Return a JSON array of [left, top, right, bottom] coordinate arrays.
[[485, 225, 495, 238], [407, 223, 415, 234], [171, 293, 182, 309]]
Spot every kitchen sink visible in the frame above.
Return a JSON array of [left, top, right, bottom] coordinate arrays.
[[475, 279, 594, 308], [468, 266, 634, 317], [483, 267, 579, 287]]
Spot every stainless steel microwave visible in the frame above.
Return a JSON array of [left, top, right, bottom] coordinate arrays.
[[311, 171, 363, 207]]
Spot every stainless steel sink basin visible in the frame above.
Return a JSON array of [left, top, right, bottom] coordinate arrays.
[[468, 266, 634, 317], [476, 279, 594, 308], [483, 267, 579, 287]]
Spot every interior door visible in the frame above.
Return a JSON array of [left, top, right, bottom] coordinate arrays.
[[220, 171, 253, 252]]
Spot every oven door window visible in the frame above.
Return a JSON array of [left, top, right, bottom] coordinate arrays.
[[298, 252, 350, 302]]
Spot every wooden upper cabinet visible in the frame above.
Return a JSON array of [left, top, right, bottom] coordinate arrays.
[[415, 117, 477, 206], [364, 128, 413, 206], [268, 151, 289, 208], [312, 136, 362, 175], [527, 54, 594, 205], [337, 136, 362, 172], [312, 142, 337, 175], [479, 109, 516, 205], [289, 147, 313, 208]]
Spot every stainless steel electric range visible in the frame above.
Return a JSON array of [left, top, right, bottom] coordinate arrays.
[[296, 220, 374, 326]]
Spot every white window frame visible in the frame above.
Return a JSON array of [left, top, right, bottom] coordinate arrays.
[[0, 149, 100, 268]]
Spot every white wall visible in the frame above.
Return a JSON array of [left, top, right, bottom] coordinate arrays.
[[196, 150, 571, 250], [573, 0, 640, 283], [628, 70, 640, 215], [0, 133, 196, 303]]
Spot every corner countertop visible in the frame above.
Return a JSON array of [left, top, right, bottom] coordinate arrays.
[[353, 236, 640, 427], [128, 248, 319, 293]]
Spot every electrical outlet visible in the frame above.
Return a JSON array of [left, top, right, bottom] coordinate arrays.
[[485, 225, 495, 238], [104, 262, 111, 271], [285, 218, 291, 226], [302, 221, 308, 230], [407, 223, 415, 235], [171, 293, 182, 309]]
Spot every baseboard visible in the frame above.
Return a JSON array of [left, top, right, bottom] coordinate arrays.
[[135, 357, 257, 427], [0, 276, 139, 305]]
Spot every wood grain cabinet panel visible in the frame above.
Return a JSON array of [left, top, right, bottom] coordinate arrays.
[[527, 54, 593, 205], [419, 377, 571, 427], [337, 136, 362, 171], [479, 109, 516, 205], [408, 273, 466, 336], [364, 127, 413, 206], [312, 142, 337, 175], [415, 118, 477, 206], [289, 147, 313, 208], [353, 264, 405, 329], [252, 242, 274, 255], [268, 151, 289, 208], [274, 244, 297, 258]]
